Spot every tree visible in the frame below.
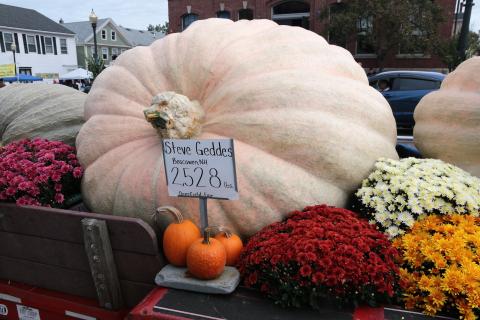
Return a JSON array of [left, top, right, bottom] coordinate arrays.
[[436, 31, 480, 71], [321, 0, 444, 70], [86, 56, 105, 81], [147, 22, 169, 34]]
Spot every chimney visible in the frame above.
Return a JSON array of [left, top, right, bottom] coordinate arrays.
[[59, 18, 64, 24]]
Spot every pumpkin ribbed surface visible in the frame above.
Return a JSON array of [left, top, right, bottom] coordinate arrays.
[[0, 84, 85, 146], [215, 233, 243, 266], [414, 57, 480, 177], [163, 219, 201, 267], [76, 18, 398, 237], [187, 238, 227, 280]]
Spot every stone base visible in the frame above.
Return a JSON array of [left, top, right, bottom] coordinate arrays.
[[155, 264, 240, 294]]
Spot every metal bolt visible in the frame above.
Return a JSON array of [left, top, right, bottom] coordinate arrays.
[[93, 255, 100, 262]]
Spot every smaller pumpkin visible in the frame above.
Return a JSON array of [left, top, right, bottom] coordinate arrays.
[[211, 226, 244, 266], [157, 206, 201, 267], [186, 227, 226, 280]]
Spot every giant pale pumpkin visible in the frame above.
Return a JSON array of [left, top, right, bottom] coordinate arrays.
[[76, 18, 398, 237], [0, 84, 85, 146], [414, 57, 480, 177]]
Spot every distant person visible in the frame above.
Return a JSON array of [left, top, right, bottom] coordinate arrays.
[[0, 79, 5, 89], [378, 79, 390, 92]]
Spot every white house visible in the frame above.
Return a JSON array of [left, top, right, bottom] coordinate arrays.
[[0, 3, 78, 82]]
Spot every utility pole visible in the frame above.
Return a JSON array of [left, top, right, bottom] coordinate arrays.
[[453, 0, 462, 36], [457, 0, 474, 62]]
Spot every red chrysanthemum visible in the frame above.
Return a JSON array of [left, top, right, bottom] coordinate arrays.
[[238, 205, 400, 309]]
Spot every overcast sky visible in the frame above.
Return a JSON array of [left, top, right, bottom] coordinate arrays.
[[1, 0, 169, 29], [1, 0, 480, 32]]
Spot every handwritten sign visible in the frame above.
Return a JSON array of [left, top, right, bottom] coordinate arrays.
[[162, 139, 239, 200]]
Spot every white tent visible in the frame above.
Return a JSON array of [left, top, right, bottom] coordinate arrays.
[[60, 68, 92, 80]]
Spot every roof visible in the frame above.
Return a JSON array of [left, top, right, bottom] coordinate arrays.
[[62, 18, 109, 42], [369, 71, 446, 81], [0, 3, 74, 35], [63, 18, 162, 46], [118, 26, 161, 46]]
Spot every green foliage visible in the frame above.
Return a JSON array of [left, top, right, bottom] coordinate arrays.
[[436, 31, 480, 71], [147, 22, 169, 34], [321, 0, 444, 68], [86, 56, 105, 80]]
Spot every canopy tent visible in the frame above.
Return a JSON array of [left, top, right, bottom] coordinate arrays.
[[59, 68, 92, 80], [1, 74, 43, 82]]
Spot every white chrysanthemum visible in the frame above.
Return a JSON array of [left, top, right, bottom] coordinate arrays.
[[355, 157, 480, 238], [398, 212, 415, 227], [375, 211, 388, 223], [386, 226, 400, 238]]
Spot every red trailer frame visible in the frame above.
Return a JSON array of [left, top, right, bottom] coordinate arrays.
[[0, 280, 128, 320]]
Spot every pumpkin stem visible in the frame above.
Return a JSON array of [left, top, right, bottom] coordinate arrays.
[[143, 91, 204, 139], [156, 206, 184, 224], [209, 225, 233, 238], [203, 226, 214, 245]]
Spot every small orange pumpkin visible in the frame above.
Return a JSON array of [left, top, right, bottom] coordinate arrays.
[[158, 206, 201, 267], [186, 227, 226, 280], [212, 226, 244, 266]]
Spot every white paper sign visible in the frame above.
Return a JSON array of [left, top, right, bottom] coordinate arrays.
[[162, 139, 239, 200], [17, 305, 40, 320]]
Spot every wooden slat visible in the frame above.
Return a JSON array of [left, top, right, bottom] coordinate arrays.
[[0, 255, 97, 299], [114, 251, 163, 283], [0, 230, 89, 270], [0, 256, 157, 308], [82, 218, 124, 310], [0, 231, 163, 283], [0, 203, 159, 255]]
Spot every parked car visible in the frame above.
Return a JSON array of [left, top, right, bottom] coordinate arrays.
[[368, 71, 445, 135]]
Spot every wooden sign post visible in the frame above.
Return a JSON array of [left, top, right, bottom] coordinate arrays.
[[162, 139, 239, 235]]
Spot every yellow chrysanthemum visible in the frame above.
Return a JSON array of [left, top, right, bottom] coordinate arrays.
[[397, 214, 480, 319]]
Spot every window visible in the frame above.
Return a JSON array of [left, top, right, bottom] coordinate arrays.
[[272, 1, 310, 14], [272, 1, 309, 29], [182, 13, 198, 31], [26, 35, 36, 53], [392, 78, 440, 91], [370, 78, 392, 91], [3, 32, 14, 51], [102, 47, 108, 60], [60, 38, 68, 54], [101, 30, 107, 40], [44, 37, 53, 54], [19, 67, 32, 75], [217, 10, 231, 19], [238, 8, 254, 20], [356, 16, 374, 55], [111, 47, 118, 60], [111, 31, 116, 41]]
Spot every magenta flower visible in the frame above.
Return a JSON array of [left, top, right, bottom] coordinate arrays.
[[54, 193, 64, 203], [0, 139, 83, 208]]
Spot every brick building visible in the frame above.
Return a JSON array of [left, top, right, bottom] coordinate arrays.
[[168, 0, 458, 72]]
